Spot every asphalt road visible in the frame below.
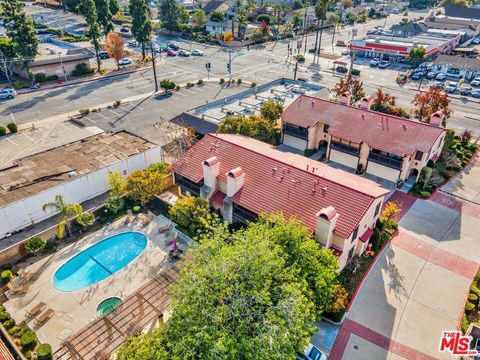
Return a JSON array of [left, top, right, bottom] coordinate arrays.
[[2, 9, 480, 137]]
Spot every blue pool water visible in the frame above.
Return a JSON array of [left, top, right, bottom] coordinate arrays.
[[53, 232, 147, 292]]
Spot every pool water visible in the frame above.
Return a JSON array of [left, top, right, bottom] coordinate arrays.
[[53, 232, 147, 292], [96, 297, 122, 317]]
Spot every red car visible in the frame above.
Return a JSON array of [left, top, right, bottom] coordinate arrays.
[[167, 50, 177, 57]]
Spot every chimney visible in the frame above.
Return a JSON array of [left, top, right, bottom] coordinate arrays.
[[339, 91, 352, 105], [360, 96, 372, 110], [430, 111, 445, 127], [315, 206, 339, 248], [227, 167, 245, 197], [202, 157, 220, 196]]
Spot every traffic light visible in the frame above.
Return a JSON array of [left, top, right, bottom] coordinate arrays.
[[227, 63, 231, 71], [206, 63, 211, 69]]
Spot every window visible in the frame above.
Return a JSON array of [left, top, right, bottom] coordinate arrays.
[[174, 173, 203, 197], [330, 140, 360, 156], [368, 148, 403, 169], [415, 151, 423, 161], [323, 124, 330, 133], [374, 202, 381, 217], [283, 123, 308, 139], [232, 203, 258, 224], [351, 226, 359, 242]]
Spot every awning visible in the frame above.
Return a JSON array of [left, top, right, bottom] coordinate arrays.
[[333, 60, 347, 66], [359, 228, 374, 243], [431, 154, 439, 162], [210, 191, 227, 206]]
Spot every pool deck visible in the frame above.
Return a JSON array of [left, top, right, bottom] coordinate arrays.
[[3, 213, 189, 350]]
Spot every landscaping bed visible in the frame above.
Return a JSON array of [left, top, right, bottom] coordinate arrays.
[[460, 270, 480, 334], [409, 130, 478, 199]]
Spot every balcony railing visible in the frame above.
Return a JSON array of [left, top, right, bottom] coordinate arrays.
[[283, 124, 308, 140], [330, 141, 360, 156], [368, 152, 403, 169]]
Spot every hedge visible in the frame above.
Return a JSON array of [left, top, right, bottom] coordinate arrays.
[[471, 285, 480, 298], [1, 270, 13, 284], [468, 293, 478, 304], [7, 123, 17, 134], [36, 343, 53, 360], [20, 331, 37, 351], [465, 301, 475, 312], [3, 319, 15, 330], [0, 312, 11, 323], [0, 126, 5, 136]]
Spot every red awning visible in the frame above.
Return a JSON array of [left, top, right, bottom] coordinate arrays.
[[359, 228, 374, 243], [333, 60, 347, 65], [210, 191, 226, 206], [431, 154, 439, 162]]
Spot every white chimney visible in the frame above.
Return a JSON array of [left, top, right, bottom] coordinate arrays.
[[202, 156, 220, 190], [226, 167, 245, 197], [339, 91, 352, 106], [430, 111, 445, 127], [315, 206, 339, 249], [360, 96, 372, 110]]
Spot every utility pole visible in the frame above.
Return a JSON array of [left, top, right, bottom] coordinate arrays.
[[303, 4, 309, 54], [58, 54, 67, 82], [347, 29, 357, 79], [151, 43, 158, 92], [294, 60, 298, 80], [228, 49, 232, 81]]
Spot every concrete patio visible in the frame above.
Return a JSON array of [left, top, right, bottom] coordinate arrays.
[[3, 213, 188, 350]]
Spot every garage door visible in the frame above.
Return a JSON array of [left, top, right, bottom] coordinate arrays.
[[283, 134, 307, 151], [366, 161, 400, 182], [329, 149, 358, 169]]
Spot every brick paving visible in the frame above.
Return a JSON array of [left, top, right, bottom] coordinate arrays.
[[387, 191, 417, 221], [430, 191, 480, 218]]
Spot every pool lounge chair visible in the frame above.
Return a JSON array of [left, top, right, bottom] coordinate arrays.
[[158, 222, 172, 234], [26, 302, 46, 318], [7, 282, 29, 295], [34, 308, 55, 326], [139, 214, 151, 227], [18, 269, 39, 283]]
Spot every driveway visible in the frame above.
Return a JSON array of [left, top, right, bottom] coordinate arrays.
[[330, 189, 480, 360]]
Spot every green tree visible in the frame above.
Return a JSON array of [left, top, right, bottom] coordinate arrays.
[[107, 170, 128, 196], [332, 77, 365, 105], [260, 100, 284, 123], [126, 166, 170, 205], [95, 0, 114, 35], [78, 0, 102, 71], [168, 196, 210, 236], [129, 0, 152, 58], [218, 115, 277, 143], [109, 0, 121, 16], [159, 79, 176, 93], [105, 195, 125, 214], [76, 211, 95, 230], [42, 195, 83, 239], [0, 0, 38, 68], [257, 14, 271, 24], [118, 221, 316, 359], [210, 10, 225, 22], [440, 0, 468, 6], [408, 46, 426, 66], [25, 236, 46, 256], [192, 9, 207, 28], [0, 38, 15, 84], [293, 0, 303, 9], [158, 0, 182, 34]]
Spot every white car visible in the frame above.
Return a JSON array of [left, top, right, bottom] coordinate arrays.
[[444, 81, 458, 93], [426, 71, 437, 79], [0, 88, 17, 99], [378, 61, 390, 68], [471, 77, 480, 86], [435, 73, 446, 80], [370, 58, 381, 66], [118, 58, 132, 65], [297, 344, 327, 360], [192, 49, 204, 56], [151, 43, 160, 53]]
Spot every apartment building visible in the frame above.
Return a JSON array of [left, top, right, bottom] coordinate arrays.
[[171, 133, 390, 270], [281, 94, 446, 183]]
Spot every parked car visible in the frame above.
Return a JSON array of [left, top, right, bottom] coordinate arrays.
[[472, 89, 480, 98], [167, 49, 177, 56], [472, 37, 480, 45], [151, 43, 160, 53], [127, 40, 139, 47], [99, 51, 109, 59], [471, 77, 480, 86], [444, 81, 458, 93], [370, 58, 381, 67], [435, 73, 446, 81], [378, 61, 390, 68], [431, 81, 444, 89], [460, 86, 472, 95], [336, 40, 347, 47], [118, 57, 132, 65], [178, 50, 190, 57], [426, 71, 437, 79], [160, 44, 169, 52], [168, 42, 179, 50], [411, 72, 423, 80], [120, 27, 130, 33], [191, 49, 204, 56], [0, 88, 17, 99]]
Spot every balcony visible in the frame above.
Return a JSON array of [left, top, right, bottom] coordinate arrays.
[[330, 141, 359, 156], [368, 152, 403, 170], [283, 124, 308, 140]]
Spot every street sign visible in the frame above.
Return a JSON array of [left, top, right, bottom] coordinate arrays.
[[238, 51, 245, 57]]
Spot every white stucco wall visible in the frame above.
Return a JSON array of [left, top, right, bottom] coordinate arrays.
[[0, 147, 163, 239]]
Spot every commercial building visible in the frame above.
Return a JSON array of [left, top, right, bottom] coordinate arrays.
[[171, 133, 390, 270], [0, 131, 162, 240], [432, 54, 480, 80], [280, 94, 446, 183]]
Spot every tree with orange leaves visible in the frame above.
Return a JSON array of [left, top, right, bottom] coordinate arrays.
[[105, 32, 124, 69], [412, 86, 452, 125]]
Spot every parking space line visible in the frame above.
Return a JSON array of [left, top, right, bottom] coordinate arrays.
[[83, 116, 96, 123], [6, 137, 17, 145], [120, 106, 133, 113], [107, 108, 121, 116], [22, 133, 33, 141], [129, 102, 144, 110], [174, 91, 188, 97], [95, 112, 109, 120]]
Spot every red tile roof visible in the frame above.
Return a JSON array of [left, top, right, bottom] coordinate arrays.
[[210, 191, 226, 205], [172, 134, 389, 238], [281, 95, 446, 156]]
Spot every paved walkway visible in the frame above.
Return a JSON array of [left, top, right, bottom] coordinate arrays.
[[330, 189, 480, 360]]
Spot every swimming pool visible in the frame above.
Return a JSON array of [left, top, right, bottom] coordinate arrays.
[[53, 232, 147, 292]]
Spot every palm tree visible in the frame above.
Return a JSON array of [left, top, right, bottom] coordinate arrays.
[[236, 14, 248, 40], [314, 0, 330, 63], [42, 195, 82, 239], [327, 13, 340, 52]]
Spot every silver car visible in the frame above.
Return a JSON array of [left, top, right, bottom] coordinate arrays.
[[0, 88, 17, 99]]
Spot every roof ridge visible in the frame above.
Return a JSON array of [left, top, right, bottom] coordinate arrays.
[[209, 134, 386, 199]]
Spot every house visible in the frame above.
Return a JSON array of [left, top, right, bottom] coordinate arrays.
[[206, 20, 233, 35], [280, 94, 446, 183], [444, 4, 480, 21], [433, 54, 480, 80], [202, 0, 228, 15], [171, 133, 390, 270], [0, 131, 162, 240], [390, 22, 427, 37]]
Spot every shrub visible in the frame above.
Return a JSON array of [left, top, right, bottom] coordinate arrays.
[[105, 196, 125, 215], [465, 301, 475, 312], [7, 327, 17, 336], [72, 63, 93, 77], [79, 108, 90, 115], [0, 126, 6, 136], [7, 123, 17, 134], [420, 191, 431, 198], [336, 66, 348, 73], [36, 344, 53, 360], [237, 78, 242, 85], [25, 236, 46, 256], [308, 48, 316, 53], [295, 54, 305, 62], [20, 331, 37, 351], [186, 82, 193, 88], [219, 78, 225, 84], [114, 99, 121, 107], [251, 82, 257, 88], [175, 85, 180, 91], [132, 205, 141, 214], [197, 79, 203, 85], [0, 306, 5, 312], [34, 73, 47, 82], [470, 285, 480, 298], [46, 74, 58, 81], [3, 319, 15, 330], [0, 312, 11, 323], [23, 350, 33, 360], [1, 270, 13, 284], [468, 293, 478, 304], [351, 68, 361, 76]]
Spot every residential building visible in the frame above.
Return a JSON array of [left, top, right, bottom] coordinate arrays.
[[281, 94, 446, 183], [0, 131, 162, 240], [444, 4, 480, 21], [433, 54, 480, 80], [171, 133, 390, 270], [206, 20, 233, 35], [390, 22, 427, 37], [202, 0, 228, 15]]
